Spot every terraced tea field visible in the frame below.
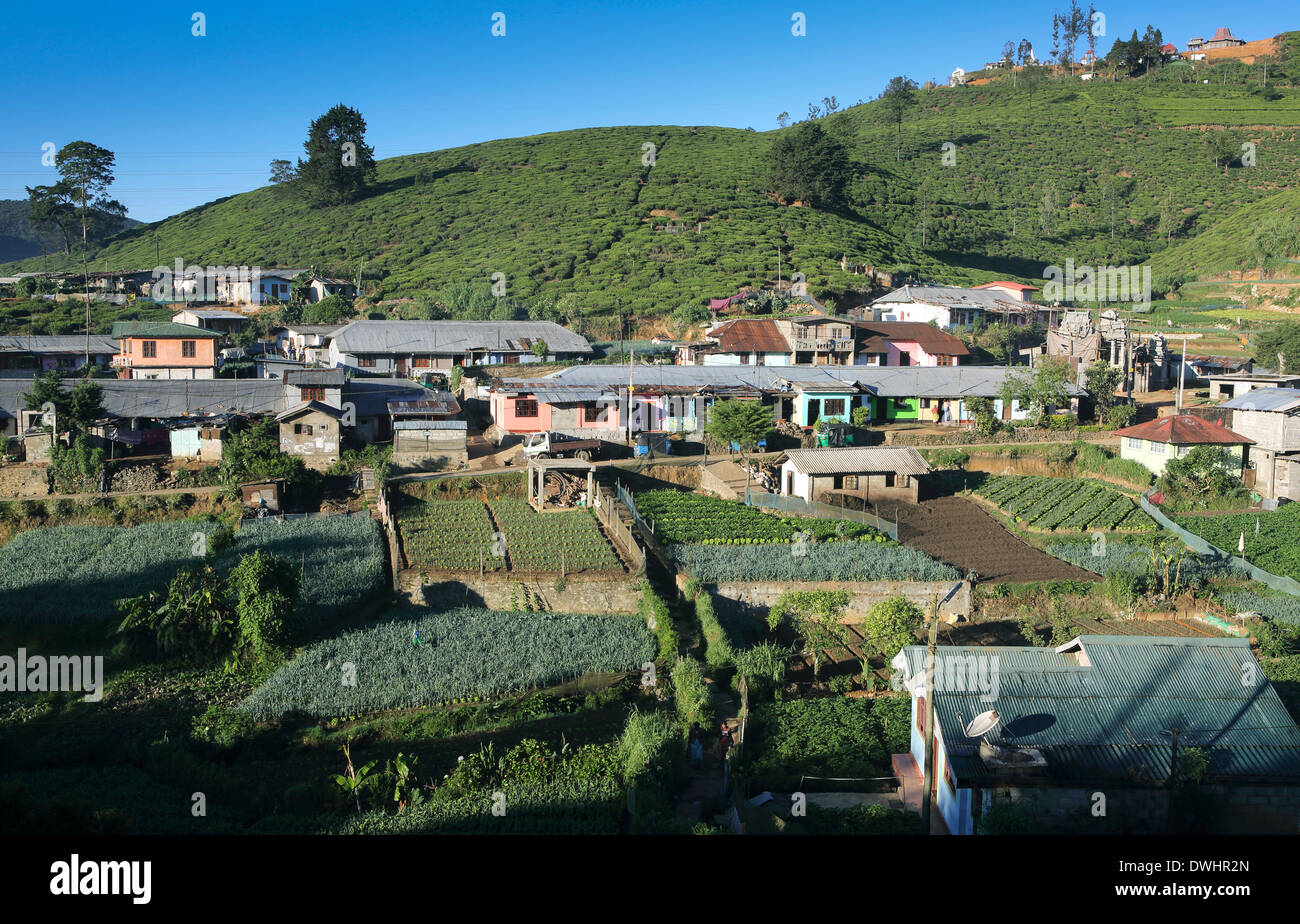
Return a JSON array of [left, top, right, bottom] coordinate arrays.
[[975, 476, 1154, 532], [399, 497, 624, 574]]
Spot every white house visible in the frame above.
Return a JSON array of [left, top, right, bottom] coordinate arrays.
[[780, 446, 930, 505], [872, 285, 1040, 329], [1221, 388, 1300, 502]]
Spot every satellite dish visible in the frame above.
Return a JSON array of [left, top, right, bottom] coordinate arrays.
[[965, 709, 1000, 738]]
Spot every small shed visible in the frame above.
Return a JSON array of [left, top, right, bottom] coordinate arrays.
[[240, 479, 284, 513], [168, 420, 228, 462], [392, 420, 468, 472], [780, 446, 931, 505], [276, 401, 344, 469]]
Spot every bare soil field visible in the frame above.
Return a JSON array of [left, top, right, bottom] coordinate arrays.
[[890, 495, 1099, 584]]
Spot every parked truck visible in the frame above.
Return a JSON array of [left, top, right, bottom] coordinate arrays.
[[521, 431, 602, 461]]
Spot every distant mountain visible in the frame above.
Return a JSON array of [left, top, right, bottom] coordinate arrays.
[[0, 199, 141, 264]]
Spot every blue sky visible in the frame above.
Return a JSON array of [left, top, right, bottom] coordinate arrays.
[[1, 0, 1288, 221]]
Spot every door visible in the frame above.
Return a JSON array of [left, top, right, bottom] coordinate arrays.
[[807, 399, 820, 425]]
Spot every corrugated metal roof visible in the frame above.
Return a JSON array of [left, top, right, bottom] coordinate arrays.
[[894, 636, 1300, 784], [394, 420, 467, 430], [783, 446, 931, 476], [1114, 414, 1253, 445], [1221, 388, 1300, 413], [175, 309, 246, 320], [284, 368, 345, 387], [706, 318, 790, 353], [873, 284, 1031, 313], [275, 400, 344, 421], [332, 320, 593, 356], [0, 335, 118, 354], [110, 321, 222, 339]]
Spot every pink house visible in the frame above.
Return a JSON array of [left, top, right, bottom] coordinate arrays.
[[853, 322, 969, 367], [490, 390, 553, 434]]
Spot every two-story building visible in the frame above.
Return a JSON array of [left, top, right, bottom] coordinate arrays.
[[1220, 388, 1300, 502], [872, 285, 1041, 329], [787, 316, 855, 365], [0, 335, 119, 376], [110, 322, 222, 380], [852, 322, 969, 367]]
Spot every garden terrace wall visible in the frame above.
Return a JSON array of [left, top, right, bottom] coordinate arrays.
[[397, 568, 642, 614], [680, 575, 971, 624]]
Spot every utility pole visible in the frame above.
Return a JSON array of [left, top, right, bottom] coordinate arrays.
[[777, 247, 782, 291], [626, 350, 635, 445], [1176, 336, 1187, 414], [920, 595, 939, 831]]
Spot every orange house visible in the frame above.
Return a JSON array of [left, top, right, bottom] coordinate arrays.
[[111, 322, 222, 380]]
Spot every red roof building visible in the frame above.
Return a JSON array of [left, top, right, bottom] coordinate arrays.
[[1114, 414, 1253, 475], [973, 281, 1040, 303]]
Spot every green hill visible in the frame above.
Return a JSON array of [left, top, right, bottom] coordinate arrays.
[[6, 78, 1300, 317], [0, 200, 141, 264], [1150, 187, 1300, 278]]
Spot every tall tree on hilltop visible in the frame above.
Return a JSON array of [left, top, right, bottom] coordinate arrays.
[[879, 76, 918, 162], [296, 104, 378, 207]]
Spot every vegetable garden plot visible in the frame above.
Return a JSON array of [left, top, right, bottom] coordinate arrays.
[[399, 498, 500, 571], [0, 515, 385, 624], [975, 475, 1153, 532], [239, 607, 655, 719], [1174, 504, 1300, 583], [633, 489, 888, 544], [488, 499, 623, 573]]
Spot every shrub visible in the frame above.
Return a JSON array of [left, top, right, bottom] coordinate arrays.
[[670, 657, 714, 729], [860, 596, 924, 660], [697, 593, 735, 668]]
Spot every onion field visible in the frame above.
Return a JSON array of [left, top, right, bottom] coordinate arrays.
[[0, 514, 385, 623], [239, 607, 655, 719]]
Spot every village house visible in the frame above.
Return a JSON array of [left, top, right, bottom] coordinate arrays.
[[871, 284, 1042, 329], [1188, 27, 1246, 51], [786, 316, 856, 365], [389, 392, 467, 472], [303, 275, 358, 302], [110, 321, 222, 380], [172, 309, 249, 337], [780, 446, 931, 505], [283, 368, 344, 409], [891, 636, 1300, 835], [1219, 388, 1300, 502], [276, 401, 343, 468], [275, 323, 346, 364], [675, 318, 792, 366], [328, 320, 593, 372], [0, 335, 119, 376], [1112, 414, 1253, 477], [851, 321, 968, 367], [1207, 371, 1300, 403]]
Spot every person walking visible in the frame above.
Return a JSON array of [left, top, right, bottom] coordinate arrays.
[[717, 723, 734, 763], [688, 723, 704, 764]]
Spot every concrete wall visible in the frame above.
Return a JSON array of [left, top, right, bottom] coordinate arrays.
[[395, 568, 641, 613], [279, 410, 340, 469]]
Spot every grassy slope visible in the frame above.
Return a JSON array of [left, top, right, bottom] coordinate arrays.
[[5, 81, 1300, 314]]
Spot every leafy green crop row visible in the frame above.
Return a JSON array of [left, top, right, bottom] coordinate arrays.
[[1174, 504, 1300, 582], [977, 475, 1153, 531], [635, 489, 887, 544]]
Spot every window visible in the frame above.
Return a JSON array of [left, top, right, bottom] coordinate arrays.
[[915, 700, 926, 735], [301, 386, 325, 402], [756, 354, 765, 365], [843, 475, 858, 490], [739, 354, 750, 364], [583, 402, 601, 423], [182, 340, 196, 358], [515, 399, 538, 418], [884, 473, 896, 487], [1150, 441, 1166, 455], [413, 356, 431, 368], [142, 340, 157, 358], [1177, 444, 1190, 457], [824, 399, 846, 417], [899, 351, 911, 366], [359, 356, 377, 368], [1126, 437, 1142, 450], [293, 423, 313, 435]]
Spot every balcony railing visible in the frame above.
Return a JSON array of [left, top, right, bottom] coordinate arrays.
[[793, 338, 852, 352]]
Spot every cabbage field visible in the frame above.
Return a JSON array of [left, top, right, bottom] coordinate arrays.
[[239, 607, 655, 719], [633, 489, 887, 544], [975, 475, 1154, 532], [1174, 504, 1300, 583], [0, 514, 385, 623], [399, 497, 623, 573]]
